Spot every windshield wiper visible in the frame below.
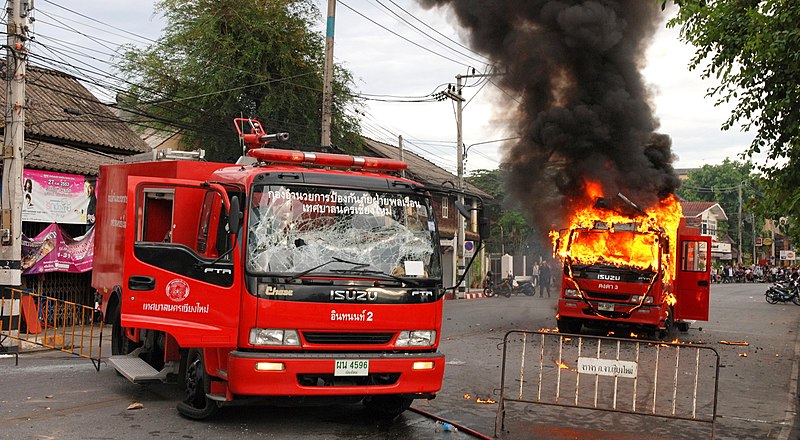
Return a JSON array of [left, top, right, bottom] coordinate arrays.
[[284, 257, 369, 282], [329, 268, 424, 286]]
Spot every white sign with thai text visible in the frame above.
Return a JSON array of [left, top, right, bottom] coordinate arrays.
[[577, 357, 638, 378]]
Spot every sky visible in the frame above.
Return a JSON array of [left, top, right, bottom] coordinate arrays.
[[26, 0, 757, 176]]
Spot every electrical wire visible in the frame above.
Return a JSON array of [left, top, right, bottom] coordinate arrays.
[[338, 0, 475, 69]]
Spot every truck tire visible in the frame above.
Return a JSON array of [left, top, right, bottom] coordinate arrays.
[[676, 321, 690, 332], [177, 348, 220, 420], [363, 395, 412, 420], [110, 300, 141, 356], [557, 318, 582, 334]]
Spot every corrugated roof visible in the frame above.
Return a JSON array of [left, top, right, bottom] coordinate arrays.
[[363, 138, 491, 199], [1, 66, 149, 155], [681, 201, 728, 220], [23, 139, 125, 176]]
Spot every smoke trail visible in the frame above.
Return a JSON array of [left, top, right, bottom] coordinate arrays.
[[417, 0, 679, 233]]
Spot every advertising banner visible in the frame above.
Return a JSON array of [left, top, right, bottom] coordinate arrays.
[[22, 169, 97, 225], [780, 250, 796, 261], [21, 224, 95, 274]]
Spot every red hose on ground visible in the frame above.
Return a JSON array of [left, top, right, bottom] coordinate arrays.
[[408, 406, 494, 440]]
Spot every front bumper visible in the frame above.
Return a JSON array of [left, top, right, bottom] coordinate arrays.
[[558, 299, 665, 327], [226, 351, 445, 397]]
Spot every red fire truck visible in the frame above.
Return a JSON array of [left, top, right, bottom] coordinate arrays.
[[554, 214, 711, 339], [93, 121, 484, 419]]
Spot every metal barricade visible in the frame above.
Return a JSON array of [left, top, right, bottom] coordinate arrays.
[[495, 330, 719, 439], [0, 287, 103, 370]]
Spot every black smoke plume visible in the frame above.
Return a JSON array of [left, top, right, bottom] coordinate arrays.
[[417, 0, 680, 234]]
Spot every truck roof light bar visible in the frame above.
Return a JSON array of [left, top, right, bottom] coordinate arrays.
[[248, 148, 407, 172]]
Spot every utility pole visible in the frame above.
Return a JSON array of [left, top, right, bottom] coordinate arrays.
[[398, 134, 405, 178], [320, 0, 336, 150], [0, 0, 31, 286], [441, 70, 503, 297], [442, 76, 466, 297], [737, 182, 743, 264]]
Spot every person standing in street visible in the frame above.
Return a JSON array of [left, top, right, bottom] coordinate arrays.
[[539, 261, 551, 298], [531, 262, 540, 287]]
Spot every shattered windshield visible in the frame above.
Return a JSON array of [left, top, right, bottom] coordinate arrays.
[[246, 185, 441, 279]]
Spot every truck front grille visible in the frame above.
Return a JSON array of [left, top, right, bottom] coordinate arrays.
[[585, 291, 630, 301], [297, 373, 400, 387], [303, 332, 394, 345]]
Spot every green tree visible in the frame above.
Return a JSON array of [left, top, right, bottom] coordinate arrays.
[[667, 1, 800, 237], [677, 159, 764, 261], [116, 0, 363, 162], [466, 169, 534, 256]]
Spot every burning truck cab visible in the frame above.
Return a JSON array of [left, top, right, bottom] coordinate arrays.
[[552, 194, 711, 338]]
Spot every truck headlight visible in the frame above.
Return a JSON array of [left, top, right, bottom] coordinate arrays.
[[630, 295, 654, 304], [249, 329, 300, 346], [564, 289, 580, 298], [396, 330, 436, 347]]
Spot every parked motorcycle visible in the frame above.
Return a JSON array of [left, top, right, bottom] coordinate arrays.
[[496, 277, 535, 297], [765, 281, 800, 305], [483, 278, 496, 298]]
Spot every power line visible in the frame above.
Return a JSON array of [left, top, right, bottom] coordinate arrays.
[[338, 0, 476, 69], [367, 0, 489, 66], [40, 0, 156, 44]]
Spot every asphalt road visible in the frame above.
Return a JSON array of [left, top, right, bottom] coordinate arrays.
[[0, 282, 797, 439]]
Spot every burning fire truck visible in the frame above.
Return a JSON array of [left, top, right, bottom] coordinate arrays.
[[93, 119, 486, 419], [551, 184, 711, 338]]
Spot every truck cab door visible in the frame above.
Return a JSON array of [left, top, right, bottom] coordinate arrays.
[[121, 177, 241, 348], [674, 234, 711, 321]]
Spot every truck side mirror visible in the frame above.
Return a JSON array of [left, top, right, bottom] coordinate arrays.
[[479, 213, 490, 239], [228, 195, 241, 235], [454, 200, 471, 220]]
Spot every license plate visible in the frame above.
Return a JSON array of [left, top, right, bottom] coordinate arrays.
[[597, 302, 615, 312], [334, 359, 369, 376]]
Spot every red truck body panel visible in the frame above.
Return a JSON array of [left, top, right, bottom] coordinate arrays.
[[92, 161, 229, 301]]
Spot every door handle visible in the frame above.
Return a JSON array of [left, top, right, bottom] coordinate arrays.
[[698, 280, 709, 287], [129, 275, 156, 291]]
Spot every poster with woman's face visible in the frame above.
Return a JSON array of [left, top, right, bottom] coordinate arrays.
[[22, 169, 97, 224]]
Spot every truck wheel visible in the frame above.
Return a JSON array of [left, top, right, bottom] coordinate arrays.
[[363, 395, 412, 420], [557, 318, 581, 334], [177, 348, 219, 420], [676, 321, 690, 332], [657, 316, 673, 340], [110, 301, 141, 356]]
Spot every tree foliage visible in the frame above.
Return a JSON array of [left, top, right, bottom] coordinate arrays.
[[677, 159, 764, 260], [467, 169, 535, 256], [667, 1, 800, 237], [116, 0, 363, 162], [668, 1, 799, 158]]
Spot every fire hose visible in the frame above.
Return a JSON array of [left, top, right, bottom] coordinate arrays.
[[408, 406, 494, 439]]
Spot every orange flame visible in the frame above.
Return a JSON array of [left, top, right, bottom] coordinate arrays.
[[551, 180, 683, 284], [476, 397, 497, 404]]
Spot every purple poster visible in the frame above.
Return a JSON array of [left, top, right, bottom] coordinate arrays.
[[22, 224, 95, 274], [22, 169, 97, 225]]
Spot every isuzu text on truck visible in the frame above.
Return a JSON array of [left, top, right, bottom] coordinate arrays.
[[550, 187, 711, 339], [93, 119, 486, 419]]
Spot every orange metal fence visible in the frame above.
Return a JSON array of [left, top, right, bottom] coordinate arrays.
[[0, 287, 103, 370]]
